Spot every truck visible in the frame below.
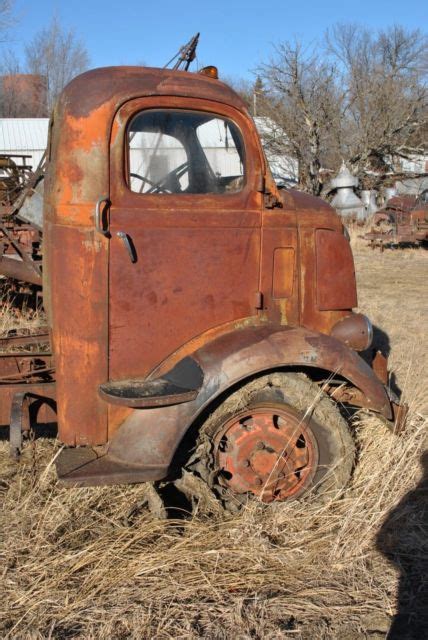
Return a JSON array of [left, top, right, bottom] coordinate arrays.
[[0, 63, 407, 509]]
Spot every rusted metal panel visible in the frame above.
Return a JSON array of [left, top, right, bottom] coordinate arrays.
[[0, 254, 42, 285], [298, 224, 351, 335], [281, 189, 331, 211], [61, 67, 248, 120], [372, 351, 388, 385], [109, 221, 261, 381], [259, 217, 299, 326], [272, 247, 295, 299], [315, 229, 358, 311], [106, 324, 392, 471], [0, 330, 49, 349], [107, 96, 264, 416], [0, 352, 53, 382], [48, 224, 108, 445], [0, 382, 56, 427], [56, 445, 167, 487], [43, 76, 269, 447]]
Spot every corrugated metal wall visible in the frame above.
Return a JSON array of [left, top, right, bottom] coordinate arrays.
[[0, 118, 49, 171]]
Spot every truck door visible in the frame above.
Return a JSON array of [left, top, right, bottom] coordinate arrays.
[[108, 97, 263, 382]]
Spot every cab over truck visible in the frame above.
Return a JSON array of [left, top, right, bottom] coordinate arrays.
[[0, 65, 406, 508]]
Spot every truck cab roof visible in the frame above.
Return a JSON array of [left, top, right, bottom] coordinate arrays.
[[59, 66, 248, 118]]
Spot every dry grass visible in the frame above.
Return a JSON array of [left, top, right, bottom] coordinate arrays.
[[0, 243, 427, 639], [0, 288, 45, 337]]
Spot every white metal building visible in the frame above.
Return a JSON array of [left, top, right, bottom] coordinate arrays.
[[253, 117, 298, 185], [0, 118, 49, 171], [0, 116, 299, 187]]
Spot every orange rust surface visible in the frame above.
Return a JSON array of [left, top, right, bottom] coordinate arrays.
[[107, 95, 265, 394], [316, 229, 358, 311], [43, 66, 362, 447], [48, 224, 108, 445], [213, 406, 318, 502], [272, 248, 295, 299], [259, 218, 299, 327]]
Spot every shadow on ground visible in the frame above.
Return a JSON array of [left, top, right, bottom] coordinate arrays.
[[376, 451, 428, 639]]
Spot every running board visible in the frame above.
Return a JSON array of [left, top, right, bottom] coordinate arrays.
[[98, 356, 203, 408], [56, 446, 168, 487]]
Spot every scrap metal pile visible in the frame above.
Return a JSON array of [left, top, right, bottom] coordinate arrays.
[[0, 153, 45, 290], [0, 154, 52, 448], [365, 191, 428, 250]]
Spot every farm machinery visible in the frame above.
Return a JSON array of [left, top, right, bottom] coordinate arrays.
[[0, 153, 44, 288], [365, 192, 428, 249], [0, 58, 408, 509]]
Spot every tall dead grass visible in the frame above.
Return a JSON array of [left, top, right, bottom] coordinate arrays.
[[0, 288, 45, 336], [0, 245, 426, 639]]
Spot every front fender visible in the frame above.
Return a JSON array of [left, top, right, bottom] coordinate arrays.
[[108, 325, 392, 470]]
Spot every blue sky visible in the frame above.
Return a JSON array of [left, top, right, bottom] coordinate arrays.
[[7, 0, 428, 81]]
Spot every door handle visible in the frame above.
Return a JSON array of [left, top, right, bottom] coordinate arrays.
[[95, 196, 110, 236], [117, 231, 137, 263]]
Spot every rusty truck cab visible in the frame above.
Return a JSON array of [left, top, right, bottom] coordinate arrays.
[[43, 66, 399, 495]]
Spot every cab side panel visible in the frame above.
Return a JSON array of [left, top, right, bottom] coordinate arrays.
[[48, 221, 109, 445]]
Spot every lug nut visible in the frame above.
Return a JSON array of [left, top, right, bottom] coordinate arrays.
[[255, 442, 265, 450]]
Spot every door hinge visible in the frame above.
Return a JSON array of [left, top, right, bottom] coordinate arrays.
[[254, 291, 264, 309]]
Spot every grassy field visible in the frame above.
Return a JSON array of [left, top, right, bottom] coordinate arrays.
[[0, 240, 427, 639]]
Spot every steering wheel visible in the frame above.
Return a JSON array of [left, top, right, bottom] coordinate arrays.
[[130, 173, 159, 194], [149, 162, 191, 194], [130, 162, 190, 194]]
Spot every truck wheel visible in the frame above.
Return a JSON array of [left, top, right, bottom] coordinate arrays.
[[185, 372, 355, 510]]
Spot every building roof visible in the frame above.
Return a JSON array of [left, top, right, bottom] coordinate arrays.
[[0, 118, 49, 151]]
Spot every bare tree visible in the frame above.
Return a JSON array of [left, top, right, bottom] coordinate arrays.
[[0, 0, 14, 39], [257, 41, 343, 195], [326, 24, 428, 188], [257, 25, 427, 194], [0, 49, 49, 116], [25, 16, 89, 111]]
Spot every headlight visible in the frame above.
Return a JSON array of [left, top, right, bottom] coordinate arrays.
[[330, 313, 373, 351]]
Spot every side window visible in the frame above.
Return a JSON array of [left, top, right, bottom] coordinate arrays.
[[128, 110, 245, 194]]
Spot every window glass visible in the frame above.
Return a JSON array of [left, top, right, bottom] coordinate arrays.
[[128, 110, 245, 194]]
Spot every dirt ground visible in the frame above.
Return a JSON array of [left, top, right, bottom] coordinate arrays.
[[0, 240, 427, 639]]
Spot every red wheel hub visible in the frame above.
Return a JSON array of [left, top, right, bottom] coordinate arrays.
[[213, 405, 318, 502]]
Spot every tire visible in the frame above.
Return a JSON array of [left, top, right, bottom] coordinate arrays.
[[183, 371, 355, 511]]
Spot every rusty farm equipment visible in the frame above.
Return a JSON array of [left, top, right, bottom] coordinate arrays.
[[0, 152, 45, 293], [365, 192, 428, 250]]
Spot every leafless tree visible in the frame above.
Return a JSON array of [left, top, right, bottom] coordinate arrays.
[[0, 0, 14, 39], [0, 2, 34, 116], [25, 16, 90, 111], [0, 49, 49, 116], [326, 24, 428, 188], [257, 41, 343, 195], [256, 25, 427, 194]]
